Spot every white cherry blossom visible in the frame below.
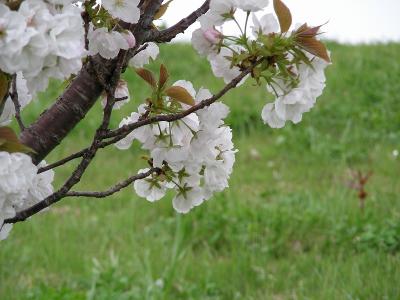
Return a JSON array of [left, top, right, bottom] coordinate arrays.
[[261, 103, 285, 128], [236, 0, 269, 12], [133, 169, 167, 202], [263, 56, 329, 128], [209, 48, 246, 85], [172, 188, 205, 214], [88, 27, 130, 59], [0, 152, 54, 241], [101, 79, 131, 110], [191, 27, 222, 57], [207, 0, 237, 26], [102, 0, 140, 24], [251, 13, 279, 36], [129, 42, 159, 68]]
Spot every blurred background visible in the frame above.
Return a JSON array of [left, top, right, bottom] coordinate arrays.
[[164, 0, 400, 43], [1, 1, 400, 299]]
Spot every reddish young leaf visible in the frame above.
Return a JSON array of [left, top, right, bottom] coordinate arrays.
[[0, 126, 34, 154], [273, 0, 292, 33], [165, 86, 195, 106], [136, 68, 157, 88], [297, 37, 331, 63], [0, 71, 10, 116], [159, 64, 169, 89]]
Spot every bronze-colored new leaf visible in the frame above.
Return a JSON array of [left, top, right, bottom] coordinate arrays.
[[165, 86, 195, 106], [0, 126, 34, 154], [0, 71, 10, 116], [297, 37, 331, 63], [159, 64, 169, 89], [295, 23, 324, 38], [136, 68, 157, 88], [273, 0, 292, 33], [154, 0, 173, 20]]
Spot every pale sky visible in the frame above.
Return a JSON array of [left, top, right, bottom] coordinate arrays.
[[161, 0, 400, 43]]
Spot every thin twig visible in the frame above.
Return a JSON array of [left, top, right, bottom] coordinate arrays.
[[66, 168, 161, 198], [10, 74, 25, 131], [37, 148, 89, 174], [40, 60, 260, 176], [103, 60, 262, 144], [150, 0, 210, 43]]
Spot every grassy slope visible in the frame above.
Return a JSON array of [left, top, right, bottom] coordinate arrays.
[[0, 43, 400, 300]]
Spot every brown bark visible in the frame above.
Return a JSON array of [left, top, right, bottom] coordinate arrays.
[[20, 63, 104, 164]]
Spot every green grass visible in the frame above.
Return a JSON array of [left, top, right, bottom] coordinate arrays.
[[1, 42, 400, 300]]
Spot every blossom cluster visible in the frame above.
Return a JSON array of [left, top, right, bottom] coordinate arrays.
[[87, 0, 140, 59], [116, 81, 236, 213], [262, 55, 329, 128], [0, 0, 85, 96], [191, 0, 330, 128], [0, 152, 54, 240], [0, 0, 333, 240]]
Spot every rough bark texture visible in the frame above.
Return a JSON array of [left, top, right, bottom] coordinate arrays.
[[20, 62, 106, 164]]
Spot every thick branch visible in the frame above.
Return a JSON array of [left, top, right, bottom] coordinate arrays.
[[20, 61, 105, 165], [151, 0, 210, 43]]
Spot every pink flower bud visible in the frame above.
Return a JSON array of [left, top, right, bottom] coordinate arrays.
[[203, 28, 222, 44], [122, 31, 136, 49]]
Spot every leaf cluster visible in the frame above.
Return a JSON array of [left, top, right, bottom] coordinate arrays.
[[135, 64, 195, 115]]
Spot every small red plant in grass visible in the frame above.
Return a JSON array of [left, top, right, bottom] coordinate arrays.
[[348, 170, 373, 212]]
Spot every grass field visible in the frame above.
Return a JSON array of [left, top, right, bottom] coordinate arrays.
[[1, 42, 400, 300]]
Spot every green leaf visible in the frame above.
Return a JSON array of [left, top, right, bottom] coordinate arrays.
[[273, 0, 292, 33], [165, 86, 195, 106]]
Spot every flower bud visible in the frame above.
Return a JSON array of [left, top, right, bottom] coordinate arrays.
[[122, 31, 136, 49], [203, 28, 222, 44]]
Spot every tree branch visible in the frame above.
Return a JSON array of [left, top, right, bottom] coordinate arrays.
[[5, 0, 165, 225], [150, 0, 210, 43], [41, 60, 262, 174], [102, 61, 261, 145], [6, 59, 260, 225], [20, 0, 164, 165], [66, 168, 161, 198], [10, 74, 25, 131]]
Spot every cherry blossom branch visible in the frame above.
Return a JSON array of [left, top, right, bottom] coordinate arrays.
[[65, 168, 161, 198], [151, 0, 210, 43], [103, 62, 261, 144], [5, 0, 166, 225], [6, 58, 262, 225], [10, 74, 25, 131], [20, 0, 164, 165], [37, 148, 88, 174], [6, 54, 128, 224], [41, 59, 262, 174]]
